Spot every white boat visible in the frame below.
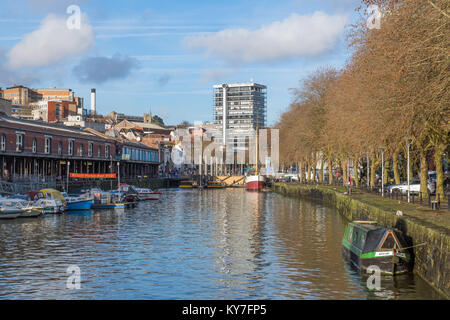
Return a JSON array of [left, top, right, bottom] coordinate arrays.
[[135, 187, 162, 200], [33, 198, 65, 214], [118, 184, 161, 200], [27, 190, 66, 214], [0, 198, 43, 218]]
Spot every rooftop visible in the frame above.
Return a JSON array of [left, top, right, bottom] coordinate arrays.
[[213, 83, 267, 89]]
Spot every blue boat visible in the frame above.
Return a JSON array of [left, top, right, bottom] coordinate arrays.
[[67, 198, 93, 211], [62, 192, 93, 211]]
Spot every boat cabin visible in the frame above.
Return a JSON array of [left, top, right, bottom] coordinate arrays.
[[342, 221, 412, 275]]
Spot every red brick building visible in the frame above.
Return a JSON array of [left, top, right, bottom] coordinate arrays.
[[0, 115, 160, 182]]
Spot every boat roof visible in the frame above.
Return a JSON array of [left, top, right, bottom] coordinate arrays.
[[349, 221, 381, 232]]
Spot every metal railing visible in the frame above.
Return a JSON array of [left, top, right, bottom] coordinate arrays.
[[276, 178, 449, 211]]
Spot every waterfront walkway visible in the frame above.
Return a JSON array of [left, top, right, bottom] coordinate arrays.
[[283, 183, 450, 232]]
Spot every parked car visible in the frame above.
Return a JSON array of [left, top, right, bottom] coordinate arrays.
[[388, 179, 435, 195], [284, 173, 300, 182]]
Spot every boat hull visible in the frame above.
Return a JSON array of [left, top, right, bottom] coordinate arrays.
[[0, 210, 22, 219], [91, 203, 125, 209], [246, 176, 265, 191], [43, 206, 65, 214], [67, 199, 93, 211], [19, 208, 42, 218], [342, 246, 411, 275]]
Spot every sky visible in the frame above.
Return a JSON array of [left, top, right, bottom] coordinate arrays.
[[0, 0, 363, 126]]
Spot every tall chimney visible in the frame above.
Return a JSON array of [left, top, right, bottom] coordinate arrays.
[[90, 88, 96, 115]]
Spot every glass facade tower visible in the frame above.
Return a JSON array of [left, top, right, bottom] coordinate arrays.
[[213, 83, 267, 146]]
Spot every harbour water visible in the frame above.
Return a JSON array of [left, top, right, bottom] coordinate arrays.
[[0, 189, 443, 299]]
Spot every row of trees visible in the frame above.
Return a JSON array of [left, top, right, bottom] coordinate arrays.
[[277, 0, 449, 198]]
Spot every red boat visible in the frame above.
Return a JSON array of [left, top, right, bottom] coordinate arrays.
[[246, 175, 265, 191], [245, 127, 265, 191]]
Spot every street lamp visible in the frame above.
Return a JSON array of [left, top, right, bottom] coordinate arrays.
[[117, 161, 120, 189], [406, 138, 412, 203], [379, 147, 385, 197], [367, 152, 370, 190], [66, 161, 70, 192]]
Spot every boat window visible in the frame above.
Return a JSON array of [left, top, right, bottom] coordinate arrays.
[[380, 233, 399, 250], [348, 227, 353, 240]]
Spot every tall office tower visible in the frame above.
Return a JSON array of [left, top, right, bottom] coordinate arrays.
[[213, 82, 267, 147]]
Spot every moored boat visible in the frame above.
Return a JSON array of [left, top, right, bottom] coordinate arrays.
[[82, 188, 126, 209], [0, 198, 42, 218], [206, 181, 225, 189], [245, 175, 265, 191], [27, 189, 66, 214], [245, 127, 265, 191], [135, 187, 162, 200], [342, 221, 412, 275], [179, 180, 198, 189], [61, 192, 93, 211]]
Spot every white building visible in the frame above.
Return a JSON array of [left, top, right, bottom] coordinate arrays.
[[213, 82, 267, 147], [64, 115, 106, 133]]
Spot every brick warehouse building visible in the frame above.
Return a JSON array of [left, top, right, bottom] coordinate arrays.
[[0, 115, 160, 183]]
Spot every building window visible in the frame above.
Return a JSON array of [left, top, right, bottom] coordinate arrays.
[[32, 138, 37, 153], [105, 145, 110, 159], [88, 142, 93, 157], [79, 143, 84, 156], [68, 140, 74, 156], [58, 141, 62, 155], [98, 145, 101, 158], [44, 137, 52, 154], [16, 133, 24, 152], [0, 134, 6, 151]]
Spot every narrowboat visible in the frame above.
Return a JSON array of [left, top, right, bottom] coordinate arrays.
[[342, 221, 412, 275]]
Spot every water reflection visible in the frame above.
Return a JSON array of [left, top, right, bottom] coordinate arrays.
[[0, 189, 443, 299]]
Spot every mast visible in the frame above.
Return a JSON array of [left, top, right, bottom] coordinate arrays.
[[256, 127, 259, 175]]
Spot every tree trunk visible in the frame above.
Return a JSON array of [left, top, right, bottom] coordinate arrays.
[[434, 143, 446, 199], [353, 158, 359, 188], [370, 153, 377, 189], [342, 159, 348, 187], [328, 158, 334, 185], [418, 149, 429, 198], [319, 160, 324, 184], [305, 162, 310, 183], [383, 158, 390, 185], [312, 162, 317, 183], [393, 150, 401, 184], [298, 160, 304, 183]]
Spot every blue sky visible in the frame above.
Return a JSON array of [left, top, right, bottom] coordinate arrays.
[[0, 0, 363, 126]]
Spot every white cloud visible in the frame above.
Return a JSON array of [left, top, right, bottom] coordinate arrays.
[[7, 13, 94, 69], [185, 12, 348, 64]]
